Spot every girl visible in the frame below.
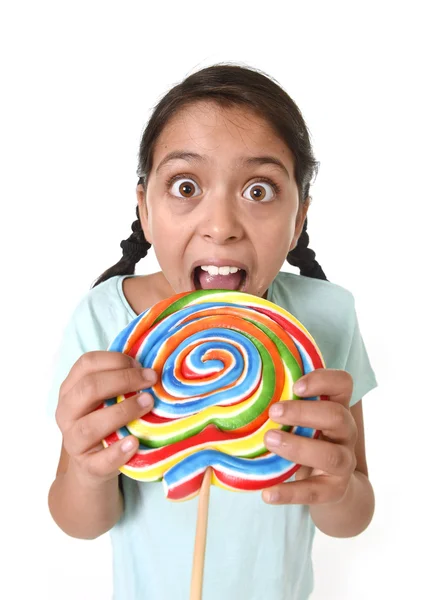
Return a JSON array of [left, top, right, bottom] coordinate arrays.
[[48, 64, 377, 600]]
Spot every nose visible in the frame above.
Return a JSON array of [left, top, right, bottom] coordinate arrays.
[[197, 192, 244, 245]]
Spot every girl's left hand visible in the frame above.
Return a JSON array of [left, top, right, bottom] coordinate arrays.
[[263, 368, 358, 505]]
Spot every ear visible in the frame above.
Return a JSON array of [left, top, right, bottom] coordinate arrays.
[[136, 183, 152, 244], [289, 197, 311, 252]]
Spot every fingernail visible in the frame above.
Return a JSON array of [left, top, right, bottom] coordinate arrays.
[[141, 368, 157, 383], [137, 393, 153, 408], [293, 380, 306, 395], [265, 430, 282, 447], [121, 437, 135, 452], [269, 403, 283, 418], [263, 490, 280, 503]]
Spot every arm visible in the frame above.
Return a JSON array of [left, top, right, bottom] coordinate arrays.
[[48, 442, 124, 540], [47, 351, 157, 540], [309, 400, 375, 538], [263, 370, 376, 539]]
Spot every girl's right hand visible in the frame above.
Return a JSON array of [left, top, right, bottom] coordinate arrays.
[[55, 351, 157, 485]]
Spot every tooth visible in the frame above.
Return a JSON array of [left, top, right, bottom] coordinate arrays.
[[198, 265, 243, 276]]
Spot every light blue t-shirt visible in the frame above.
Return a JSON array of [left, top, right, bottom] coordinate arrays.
[[47, 271, 377, 600]]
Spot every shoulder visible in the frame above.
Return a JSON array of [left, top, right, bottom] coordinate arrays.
[[76, 275, 132, 317], [66, 275, 138, 349], [46, 276, 136, 417], [271, 272, 358, 369], [271, 271, 355, 315], [65, 272, 169, 347]]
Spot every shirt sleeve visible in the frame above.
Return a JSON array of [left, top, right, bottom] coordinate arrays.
[[46, 296, 111, 419], [343, 301, 378, 407]]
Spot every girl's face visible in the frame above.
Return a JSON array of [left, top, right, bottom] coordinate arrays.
[[137, 101, 309, 298]]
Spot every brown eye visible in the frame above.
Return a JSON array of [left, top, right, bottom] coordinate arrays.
[[243, 181, 275, 202], [170, 178, 201, 198]]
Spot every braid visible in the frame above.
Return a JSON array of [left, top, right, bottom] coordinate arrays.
[[92, 189, 151, 288], [119, 205, 151, 264], [287, 217, 327, 281], [92, 178, 326, 287]]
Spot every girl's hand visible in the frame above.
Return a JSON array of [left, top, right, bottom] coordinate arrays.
[[263, 369, 357, 505], [55, 351, 157, 486]]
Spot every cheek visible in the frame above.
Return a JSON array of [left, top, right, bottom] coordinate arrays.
[[148, 209, 173, 238], [257, 217, 295, 252], [149, 213, 189, 263]]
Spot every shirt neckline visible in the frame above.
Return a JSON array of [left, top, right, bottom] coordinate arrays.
[[116, 273, 276, 320]]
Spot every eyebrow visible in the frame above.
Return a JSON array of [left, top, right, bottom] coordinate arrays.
[[155, 151, 290, 179]]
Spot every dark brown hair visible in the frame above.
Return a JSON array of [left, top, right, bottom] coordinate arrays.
[[92, 64, 327, 288]]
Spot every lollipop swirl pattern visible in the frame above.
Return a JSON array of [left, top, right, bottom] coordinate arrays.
[[103, 290, 326, 501]]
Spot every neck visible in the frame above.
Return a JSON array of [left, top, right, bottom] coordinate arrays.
[[158, 271, 178, 297]]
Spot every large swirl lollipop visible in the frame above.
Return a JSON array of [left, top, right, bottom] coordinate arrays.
[[102, 289, 325, 501]]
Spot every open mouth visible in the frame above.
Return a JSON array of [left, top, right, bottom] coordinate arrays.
[[192, 266, 248, 292]]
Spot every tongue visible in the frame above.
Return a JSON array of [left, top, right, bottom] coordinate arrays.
[[198, 269, 243, 290]]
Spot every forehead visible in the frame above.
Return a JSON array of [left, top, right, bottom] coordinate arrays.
[[152, 101, 294, 166]]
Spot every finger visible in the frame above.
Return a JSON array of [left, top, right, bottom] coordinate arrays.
[[60, 351, 142, 398], [85, 435, 141, 480], [262, 474, 347, 505], [66, 391, 154, 456], [269, 400, 356, 442], [58, 364, 157, 427], [293, 368, 353, 408], [264, 430, 356, 476]]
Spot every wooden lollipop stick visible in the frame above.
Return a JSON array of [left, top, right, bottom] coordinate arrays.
[[189, 468, 212, 600]]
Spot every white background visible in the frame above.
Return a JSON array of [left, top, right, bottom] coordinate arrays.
[[1, 1, 430, 598]]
